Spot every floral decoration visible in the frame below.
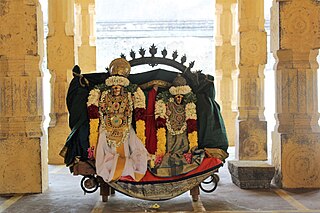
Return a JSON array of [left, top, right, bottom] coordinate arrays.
[[187, 131, 198, 152], [105, 76, 130, 87], [88, 105, 99, 119], [155, 127, 166, 157], [86, 88, 102, 159], [169, 85, 191, 96], [87, 88, 101, 107], [154, 89, 198, 158], [186, 119, 197, 133], [133, 87, 146, 145], [155, 155, 164, 166], [87, 147, 95, 160], [136, 120, 146, 146], [89, 118, 100, 153], [133, 87, 145, 109], [155, 100, 166, 119], [183, 153, 192, 164]]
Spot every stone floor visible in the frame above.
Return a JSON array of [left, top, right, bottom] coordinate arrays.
[[1, 148, 320, 213]]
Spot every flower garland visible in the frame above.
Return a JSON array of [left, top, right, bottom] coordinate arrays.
[[133, 87, 146, 146], [105, 76, 129, 87], [155, 127, 166, 156], [169, 85, 191, 96], [155, 99, 167, 157], [88, 118, 99, 158], [87, 88, 101, 159]]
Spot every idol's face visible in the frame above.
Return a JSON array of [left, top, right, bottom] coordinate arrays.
[[112, 85, 122, 96], [174, 95, 183, 105]]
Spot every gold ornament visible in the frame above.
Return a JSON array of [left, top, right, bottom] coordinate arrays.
[[108, 58, 131, 77]]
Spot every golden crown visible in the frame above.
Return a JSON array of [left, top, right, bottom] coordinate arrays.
[[108, 58, 131, 77]]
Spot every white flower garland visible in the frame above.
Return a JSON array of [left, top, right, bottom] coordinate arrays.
[[185, 102, 197, 120], [87, 88, 101, 106], [133, 87, 145, 109], [105, 76, 130, 87], [155, 100, 166, 119], [169, 85, 192, 96]]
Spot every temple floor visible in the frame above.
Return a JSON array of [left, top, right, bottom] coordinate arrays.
[[1, 147, 320, 213]]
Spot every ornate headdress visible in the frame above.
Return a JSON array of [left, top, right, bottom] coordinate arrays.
[[105, 58, 131, 87], [108, 58, 131, 77], [169, 74, 191, 95]]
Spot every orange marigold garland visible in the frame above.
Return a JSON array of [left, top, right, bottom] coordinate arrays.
[[155, 127, 166, 156], [136, 120, 146, 145], [87, 88, 101, 160], [88, 118, 99, 158]]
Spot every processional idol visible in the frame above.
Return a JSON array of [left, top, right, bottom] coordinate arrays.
[[60, 45, 229, 202]]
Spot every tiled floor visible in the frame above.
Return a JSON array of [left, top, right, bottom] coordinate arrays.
[[1, 148, 320, 213]]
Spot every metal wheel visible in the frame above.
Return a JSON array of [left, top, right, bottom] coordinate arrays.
[[81, 175, 99, 194], [202, 175, 214, 184], [200, 174, 219, 193]]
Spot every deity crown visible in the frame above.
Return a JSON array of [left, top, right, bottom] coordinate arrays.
[[172, 74, 187, 86], [169, 74, 192, 96], [108, 58, 131, 77]]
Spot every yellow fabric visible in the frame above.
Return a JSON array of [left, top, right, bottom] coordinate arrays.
[[112, 144, 126, 181], [134, 172, 145, 181]]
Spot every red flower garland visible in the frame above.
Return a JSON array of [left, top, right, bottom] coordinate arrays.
[[186, 119, 197, 133], [87, 105, 99, 119], [156, 117, 166, 129], [134, 108, 146, 121]]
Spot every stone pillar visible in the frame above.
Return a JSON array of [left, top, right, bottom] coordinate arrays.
[[47, 0, 75, 164], [75, 0, 96, 73], [215, 0, 238, 146], [0, 0, 48, 193], [271, 0, 320, 188], [236, 0, 267, 160]]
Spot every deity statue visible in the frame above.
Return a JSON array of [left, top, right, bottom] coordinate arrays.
[[88, 58, 149, 182], [150, 74, 204, 177]]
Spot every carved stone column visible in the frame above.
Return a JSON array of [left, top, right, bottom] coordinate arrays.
[[0, 0, 48, 193], [75, 0, 96, 73], [236, 0, 267, 160], [215, 0, 238, 146], [47, 0, 75, 164], [271, 0, 320, 188]]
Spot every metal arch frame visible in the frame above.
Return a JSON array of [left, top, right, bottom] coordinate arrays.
[[119, 44, 197, 73]]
